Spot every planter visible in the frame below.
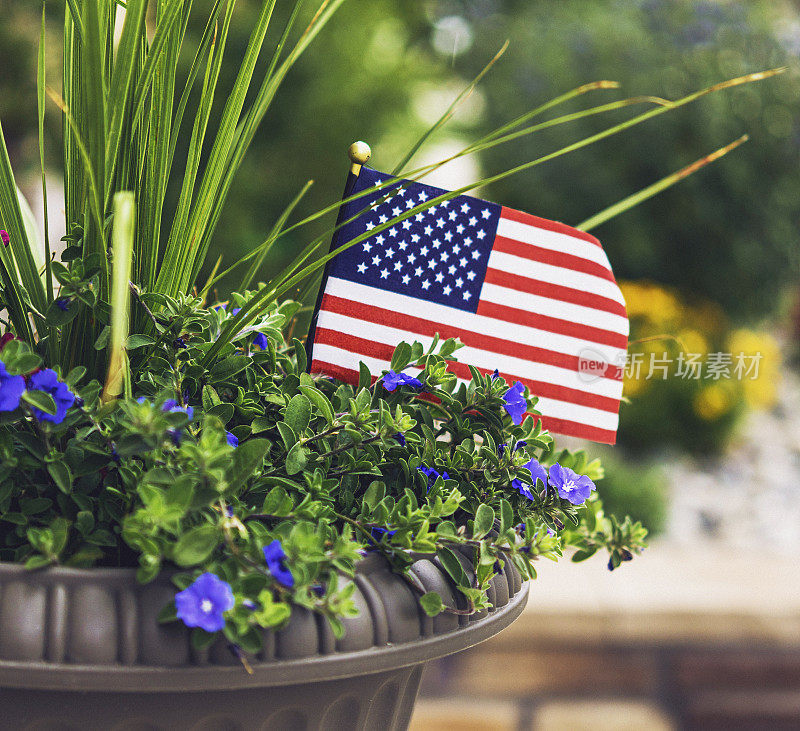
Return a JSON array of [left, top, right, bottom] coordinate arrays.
[[0, 551, 528, 730]]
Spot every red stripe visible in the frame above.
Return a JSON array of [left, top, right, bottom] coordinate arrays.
[[493, 236, 617, 284], [483, 267, 628, 319], [477, 300, 628, 350], [309, 360, 617, 444], [318, 294, 624, 381], [312, 328, 621, 413], [500, 207, 602, 247]]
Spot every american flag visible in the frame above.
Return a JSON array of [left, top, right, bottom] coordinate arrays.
[[307, 167, 628, 444]]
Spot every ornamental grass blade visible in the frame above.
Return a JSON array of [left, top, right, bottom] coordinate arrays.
[[577, 135, 750, 232], [38, 4, 53, 308]]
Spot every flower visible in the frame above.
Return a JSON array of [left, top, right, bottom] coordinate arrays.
[[0, 230, 9, 246], [226, 431, 239, 448], [0, 360, 25, 412], [418, 464, 449, 489], [512, 458, 548, 500], [498, 440, 526, 456], [175, 572, 234, 633], [491, 369, 500, 381], [162, 399, 194, 421], [56, 298, 70, 312], [393, 432, 406, 447], [28, 369, 75, 424], [548, 463, 596, 506], [253, 333, 269, 351], [369, 526, 397, 543], [263, 539, 294, 588], [502, 381, 527, 424], [383, 370, 423, 391]]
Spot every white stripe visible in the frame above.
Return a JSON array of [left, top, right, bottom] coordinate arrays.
[[497, 217, 613, 270], [316, 310, 624, 399], [488, 250, 626, 306], [325, 276, 629, 341], [311, 345, 620, 432], [479, 281, 629, 336]]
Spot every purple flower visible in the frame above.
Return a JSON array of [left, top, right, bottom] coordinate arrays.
[[394, 432, 406, 447], [56, 298, 70, 312], [225, 431, 239, 448], [173, 337, 187, 349], [253, 333, 269, 351], [28, 369, 75, 424], [383, 370, 423, 391], [0, 360, 25, 412], [418, 464, 449, 489], [502, 381, 527, 425], [231, 308, 241, 316], [491, 369, 500, 381], [263, 539, 294, 588], [175, 572, 234, 633], [512, 458, 548, 500], [498, 440, 527, 456], [0, 230, 9, 246], [548, 463, 596, 506], [162, 399, 194, 421]]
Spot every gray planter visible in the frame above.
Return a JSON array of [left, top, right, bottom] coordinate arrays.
[[0, 551, 528, 730]]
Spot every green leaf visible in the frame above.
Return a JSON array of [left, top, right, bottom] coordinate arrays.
[[419, 591, 444, 617], [22, 390, 56, 415], [125, 334, 155, 350], [285, 442, 309, 476], [25, 555, 53, 570], [48, 462, 73, 494], [172, 525, 219, 567], [284, 394, 311, 435], [473, 504, 495, 540], [436, 545, 468, 587], [299, 385, 334, 425], [228, 438, 269, 487]]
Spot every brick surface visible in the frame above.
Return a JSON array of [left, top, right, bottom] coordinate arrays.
[[409, 697, 519, 731]]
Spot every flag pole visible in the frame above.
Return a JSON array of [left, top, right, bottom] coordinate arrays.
[[305, 142, 372, 371]]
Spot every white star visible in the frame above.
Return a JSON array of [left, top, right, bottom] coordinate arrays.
[[455, 277, 464, 287], [422, 279, 431, 290], [402, 274, 410, 285], [402, 220, 412, 230], [363, 241, 372, 252], [443, 285, 452, 295], [415, 266, 423, 276], [397, 187, 406, 196], [428, 259, 437, 270], [420, 246, 429, 256], [385, 248, 395, 258], [365, 222, 376, 231], [373, 179, 383, 187], [440, 251, 449, 262], [435, 272, 444, 283], [419, 191, 429, 202], [380, 268, 389, 279], [372, 255, 381, 266], [482, 208, 491, 219], [378, 214, 388, 224], [415, 212, 424, 222], [460, 203, 470, 214], [440, 200, 450, 208], [405, 199, 415, 209], [448, 264, 457, 275], [476, 229, 486, 240], [444, 231, 453, 242], [394, 261, 403, 271], [357, 263, 367, 274], [432, 239, 442, 249], [464, 237, 473, 246], [460, 257, 468, 267], [467, 270, 476, 281], [468, 217, 477, 226], [472, 250, 481, 260], [407, 252, 416, 263], [456, 224, 465, 234], [428, 205, 437, 214], [375, 235, 385, 245], [392, 207, 402, 217], [389, 227, 398, 237], [463, 291, 472, 300], [410, 233, 420, 243], [453, 243, 461, 254], [398, 240, 408, 250], [424, 225, 433, 236], [448, 211, 457, 221], [436, 218, 446, 228]]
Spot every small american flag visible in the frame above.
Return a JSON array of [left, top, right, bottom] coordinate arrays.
[[307, 167, 629, 444]]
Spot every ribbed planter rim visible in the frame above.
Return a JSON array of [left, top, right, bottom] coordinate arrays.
[[0, 552, 529, 692]]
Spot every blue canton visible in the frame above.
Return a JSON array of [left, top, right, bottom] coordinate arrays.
[[328, 168, 500, 314]]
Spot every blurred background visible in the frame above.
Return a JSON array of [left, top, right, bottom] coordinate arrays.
[[2, 0, 799, 728]]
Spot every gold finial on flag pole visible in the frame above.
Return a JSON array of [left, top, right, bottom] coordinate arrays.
[[348, 141, 371, 176]]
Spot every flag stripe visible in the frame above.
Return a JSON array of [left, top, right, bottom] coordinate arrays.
[[319, 289, 625, 373], [310, 345, 621, 431], [500, 206, 603, 247]]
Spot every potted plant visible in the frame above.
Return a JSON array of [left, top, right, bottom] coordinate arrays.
[[0, 2, 776, 729]]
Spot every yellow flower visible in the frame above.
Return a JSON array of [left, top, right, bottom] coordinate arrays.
[[693, 383, 735, 421], [727, 329, 780, 409]]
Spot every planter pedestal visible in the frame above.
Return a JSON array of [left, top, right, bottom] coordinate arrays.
[[0, 552, 528, 730]]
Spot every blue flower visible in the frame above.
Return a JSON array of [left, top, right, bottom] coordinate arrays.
[[253, 333, 269, 351], [242, 599, 257, 611], [491, 369, 500, 381], [512, 457, 548, 500], [231, 308, 241, 316], [383, 370, 423, 391], [502, 381, 527, 425], [28, 369, 75, 424], [162, 399, 194, 421], [418, 464, 449, 489], [548, 463, 596, 506], [369, 526, 397, 544], [175, 572, 234, 633], [0, 360, 25, 412], [394, 432, 406, 447], [263, 539, 294, 588], [498, 440, 527, 456], [226, 431, 239, 448], [56, 298, 70, 312]]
